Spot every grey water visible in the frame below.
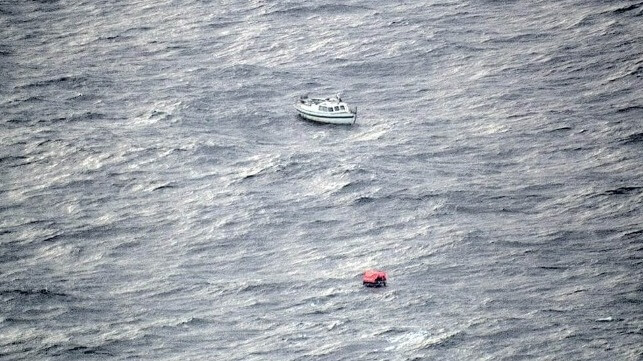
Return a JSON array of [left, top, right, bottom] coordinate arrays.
[[1, 0, 642, 360]]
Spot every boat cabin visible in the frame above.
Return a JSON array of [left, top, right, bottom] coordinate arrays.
[[319, 104, 348, 113], [298, 95, 352, 114]]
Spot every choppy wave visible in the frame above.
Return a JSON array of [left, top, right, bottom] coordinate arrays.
[[1, 0, 642, 360]]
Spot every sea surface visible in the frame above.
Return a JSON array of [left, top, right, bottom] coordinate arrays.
[[1, 0, 642, 360]]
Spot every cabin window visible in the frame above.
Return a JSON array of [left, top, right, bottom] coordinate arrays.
[[340, 105, 345, 110], [334, 106, 340, 111], [328, 107, 334, 112], [320, 106, 327, 111]]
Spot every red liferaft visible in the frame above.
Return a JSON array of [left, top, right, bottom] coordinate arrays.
[[363, 270, 387, 287]]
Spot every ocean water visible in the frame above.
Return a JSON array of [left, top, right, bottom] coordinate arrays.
[[1, 0, 642, 360]]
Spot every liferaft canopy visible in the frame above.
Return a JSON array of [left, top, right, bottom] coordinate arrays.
[[363, 270, 387, 283]]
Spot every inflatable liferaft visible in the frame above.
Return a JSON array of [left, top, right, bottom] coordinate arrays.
[[363, 270, 387, 287]]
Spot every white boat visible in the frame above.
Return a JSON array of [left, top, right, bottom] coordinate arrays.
[[294, 94, 357, 125]]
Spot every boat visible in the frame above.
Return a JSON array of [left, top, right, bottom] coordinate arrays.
[[294, 94, 357, 125], [363, 270, 387, 287]]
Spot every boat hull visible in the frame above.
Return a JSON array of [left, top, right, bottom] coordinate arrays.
[[294, 104, 356, 125]]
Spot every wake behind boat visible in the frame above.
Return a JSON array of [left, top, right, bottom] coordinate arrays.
[[294, 94, 357, 125]]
